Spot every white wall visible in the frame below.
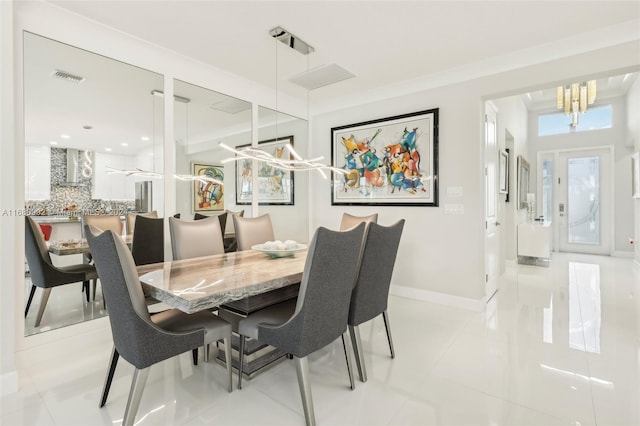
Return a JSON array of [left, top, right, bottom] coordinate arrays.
[[628, 78, 640, 263], [492, 96, 529, 262], [528, 96, 634, 254], [310, 43, 640, 305]]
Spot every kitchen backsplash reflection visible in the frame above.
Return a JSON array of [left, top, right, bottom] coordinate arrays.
[[26, 148, 134, 216]]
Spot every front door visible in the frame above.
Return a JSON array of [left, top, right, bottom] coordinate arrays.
[[557, 148, 612, 255]]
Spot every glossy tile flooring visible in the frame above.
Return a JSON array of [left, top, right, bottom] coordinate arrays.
[[3, 253, 638, 425]]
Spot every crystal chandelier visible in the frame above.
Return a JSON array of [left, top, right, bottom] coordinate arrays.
[[556, 80, 596, 127]]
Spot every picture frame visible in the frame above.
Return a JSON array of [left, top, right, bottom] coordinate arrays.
[[632, 152, 640, 199], [517, 155, 530, 210], [499, 149, 509, 199], [192, 163, 225, 212], [235, 135, 295, 205], [331, 109, 439, 206]]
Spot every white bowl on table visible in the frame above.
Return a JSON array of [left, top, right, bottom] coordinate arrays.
[[252, 240, 307, 258]]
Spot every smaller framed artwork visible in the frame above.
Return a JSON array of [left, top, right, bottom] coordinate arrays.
[[235, 136, 295, 205], [632, 152, 640, 199], [192, 163, 224, 212], [517, 155, 530, 210], [499, 149, 509, 199]]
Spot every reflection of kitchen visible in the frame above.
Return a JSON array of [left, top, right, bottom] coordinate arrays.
[[26, 146, 152, 241]]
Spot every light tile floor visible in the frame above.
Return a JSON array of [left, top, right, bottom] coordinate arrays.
[[3, 253, 639, 425]]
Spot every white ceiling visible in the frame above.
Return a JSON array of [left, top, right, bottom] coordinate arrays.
[[26, 1, 640, 153]]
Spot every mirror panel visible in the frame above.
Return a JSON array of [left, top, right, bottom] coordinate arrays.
[[173, 79, 252, 232], [23, 32, 164, 335], [257, 106, 309, 243]]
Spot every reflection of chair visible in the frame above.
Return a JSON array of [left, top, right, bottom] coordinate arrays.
[[82, 214, 123, 235], [86, 226, 233, 426], [224, 209, 244, 252], [126, 211, 158, 236], [24, 216, 97, 327], [130, 216, 164, 266], [339, 212, 378, 231], [235, 223, 366, 425], [233, 214, 274, 251], [169, 216, 224, 260], [194, 211, 227, 239], [348, 220, 404, 383]]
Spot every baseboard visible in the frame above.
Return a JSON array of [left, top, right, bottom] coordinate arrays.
[[390, 285, 485, 312], [612, 250, 634, 258], [1, 371, 18, 396]]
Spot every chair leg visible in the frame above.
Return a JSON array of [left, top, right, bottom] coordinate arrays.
[[382, 310, 395, 359], [204, 344, 210, 362], [92, 280, 97, 301], [238, 335, 246, 390], [83, 281, 90, 303], [122, 367, 150, 426], [341, 332, 355, 390], [294, 356, 316, 426], [192, 348, 198, 366], [25, 285, 37, 317], [348, 324, 367, 383], [34, 288, 51, 327], [99, 346, 120, 408], [223, 336, 232, 393]]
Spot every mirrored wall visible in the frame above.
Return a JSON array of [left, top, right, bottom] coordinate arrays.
[[23, 32, 164, 335]]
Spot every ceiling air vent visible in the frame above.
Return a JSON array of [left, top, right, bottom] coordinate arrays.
[[289, 63, 355, 90], [51, 69, 85, 84]]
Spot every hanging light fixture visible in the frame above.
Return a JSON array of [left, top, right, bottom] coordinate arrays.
[[556, 80, 597, 127]]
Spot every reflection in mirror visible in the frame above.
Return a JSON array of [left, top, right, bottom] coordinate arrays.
[[173, 79, 252, 236], [23, 32, 164, 336], [257, 106, 309, 244]]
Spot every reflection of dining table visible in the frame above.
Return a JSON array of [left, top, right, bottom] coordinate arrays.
[[48, 235, 133, 256], [137, 249, 306, 314]]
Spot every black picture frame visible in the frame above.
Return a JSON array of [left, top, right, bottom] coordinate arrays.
[[331, 109, 439, 206]]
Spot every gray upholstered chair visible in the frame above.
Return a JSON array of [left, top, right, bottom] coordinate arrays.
[[24, 216, 98, 327], [85, 226, 233, 426], [236, 223, 367, 426], [233, 214, 275, 251], [169, 216, 224, 260], [348, 220, 405, 383], [224, 209, 244, 252], [130, 215, 164, 266], [81, 214, 124, 301], [339, 212, 378, 231], [126, 211, 158, 236], [194, 211, 227, 238]]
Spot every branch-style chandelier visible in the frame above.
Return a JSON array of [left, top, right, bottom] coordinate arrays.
[[556, 80, 596, 127]]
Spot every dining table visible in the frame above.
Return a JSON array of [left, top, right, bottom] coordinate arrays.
[[137, 248, 307, 377]]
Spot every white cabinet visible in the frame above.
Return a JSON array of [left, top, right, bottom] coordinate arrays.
[[25, 146, 51, 200], [518, 223, 552, 259], [92, 153, 137, 200]]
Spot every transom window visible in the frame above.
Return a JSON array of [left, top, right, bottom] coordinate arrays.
[[538, 105, 612, 137]]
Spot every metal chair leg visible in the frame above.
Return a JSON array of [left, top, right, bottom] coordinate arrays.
[[122, 367, 150, 426], [92, 280, 97, 301], [382, 310, 395, 359], [100, 346, 120, 408], [25, 285, 37, 317], [204, 344, 210, 362], [348, 324, 367, 382], [223, 336, 232, 393], [192, 348, 198, 366], [238, 335, 246, 390], [341, 332, 355, 390], [294, 356, 316, 426], [34, 288, 51, 327]]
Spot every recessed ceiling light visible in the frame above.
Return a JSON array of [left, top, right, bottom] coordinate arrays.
[[83, 125, 93, 130], [121, 143, 128, 147], [49, 141, 58, 145], [105, 148, 112, 152], [141, 136, 150, 142], [60, 134, 70, 139]]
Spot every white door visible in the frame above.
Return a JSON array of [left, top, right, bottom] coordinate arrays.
[[484, 104, 499, 301], [557, 148, 612, 255]]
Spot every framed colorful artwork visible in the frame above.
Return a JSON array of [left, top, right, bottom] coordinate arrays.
[[192, 163, 224, 212], [235, 136, 295, 205], [331, 109, 439, 206]]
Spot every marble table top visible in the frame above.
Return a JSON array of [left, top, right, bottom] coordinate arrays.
[[48, 235, 132, 256], [137, 249, 307, 314]]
